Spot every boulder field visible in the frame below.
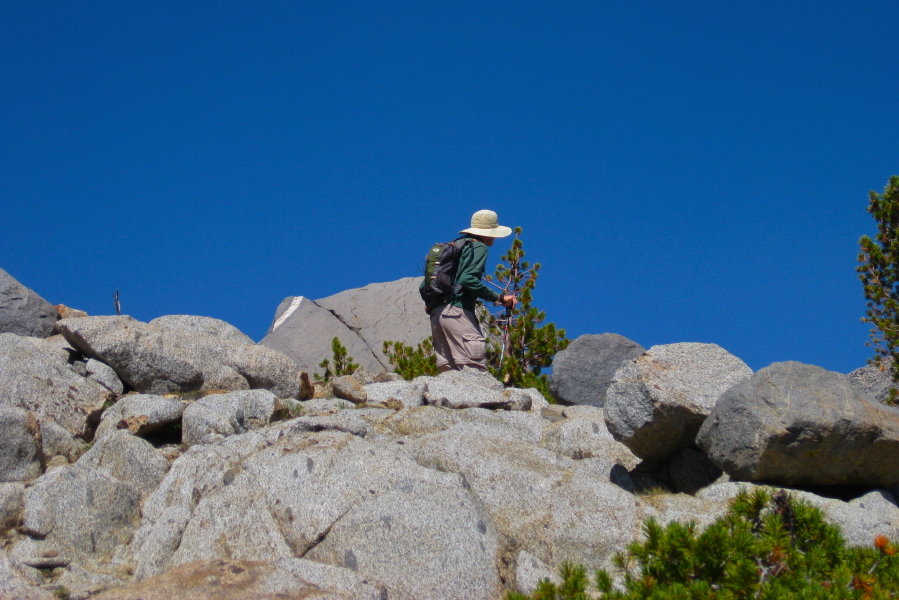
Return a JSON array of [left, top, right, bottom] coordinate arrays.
[[1, 268, 899, 600]]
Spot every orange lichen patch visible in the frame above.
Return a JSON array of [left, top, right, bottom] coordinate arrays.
[[875, 534, 889, 549], [117, 415, 149, 433], [55, 304, 89, 319]]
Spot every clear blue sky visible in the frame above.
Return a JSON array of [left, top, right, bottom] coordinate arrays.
[[2, 1, 897, 373]]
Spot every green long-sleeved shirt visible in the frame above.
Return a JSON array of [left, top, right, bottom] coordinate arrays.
[[448, 236, 501, 311]]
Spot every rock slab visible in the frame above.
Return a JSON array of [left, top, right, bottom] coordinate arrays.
[[422, 369, 517, 409], [316, 277, 431, 366], [260, 278, 431, 374]]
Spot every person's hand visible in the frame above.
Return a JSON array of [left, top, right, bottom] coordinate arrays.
[[500, 294, 518, 309]]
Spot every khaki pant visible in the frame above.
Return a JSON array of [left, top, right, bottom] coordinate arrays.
[[430, 304, 487, 372]]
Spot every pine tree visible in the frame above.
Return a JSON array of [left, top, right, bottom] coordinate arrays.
[[858, 175, 899, 404], [484, 227, 569, 397]]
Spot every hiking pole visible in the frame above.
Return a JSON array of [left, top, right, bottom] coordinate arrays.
[[498, 302, 511, 375], [497, 250, 521, 380]]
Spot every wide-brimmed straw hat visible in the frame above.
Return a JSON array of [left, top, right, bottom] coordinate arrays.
[[459, 210, 512, 238]]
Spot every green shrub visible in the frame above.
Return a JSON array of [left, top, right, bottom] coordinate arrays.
[[508, 488, 899, 599], [383, 337, 438, 379]]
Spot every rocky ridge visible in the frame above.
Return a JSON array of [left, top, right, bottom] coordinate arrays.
[[1, 269, 898, 600]]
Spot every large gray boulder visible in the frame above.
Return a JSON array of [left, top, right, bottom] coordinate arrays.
[[0, 268, 59, 338], [0, 407, 44, 482], [58, 316, 202, 393], [182, 389, 279, 446], [77, 431, 170, 501], [363, 380, 426, 409], [697, 361, 899, 489], [408, 421, 639, 571], [550, 333, 646, 407], [260, 277, 430, 374], [604, 343, 752, 461], [0, 333, 114, 438], [94, 394, 184, 440], [149, 315, 254, 344], [58, 316, 303, 398]]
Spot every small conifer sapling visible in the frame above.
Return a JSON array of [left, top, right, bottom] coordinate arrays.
[[315, 337, 360, 382]]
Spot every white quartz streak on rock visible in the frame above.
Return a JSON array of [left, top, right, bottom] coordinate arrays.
[[271, 296, 304, 332]]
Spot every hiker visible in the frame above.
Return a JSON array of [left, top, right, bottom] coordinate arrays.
[[423, 210, 518, 373]]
